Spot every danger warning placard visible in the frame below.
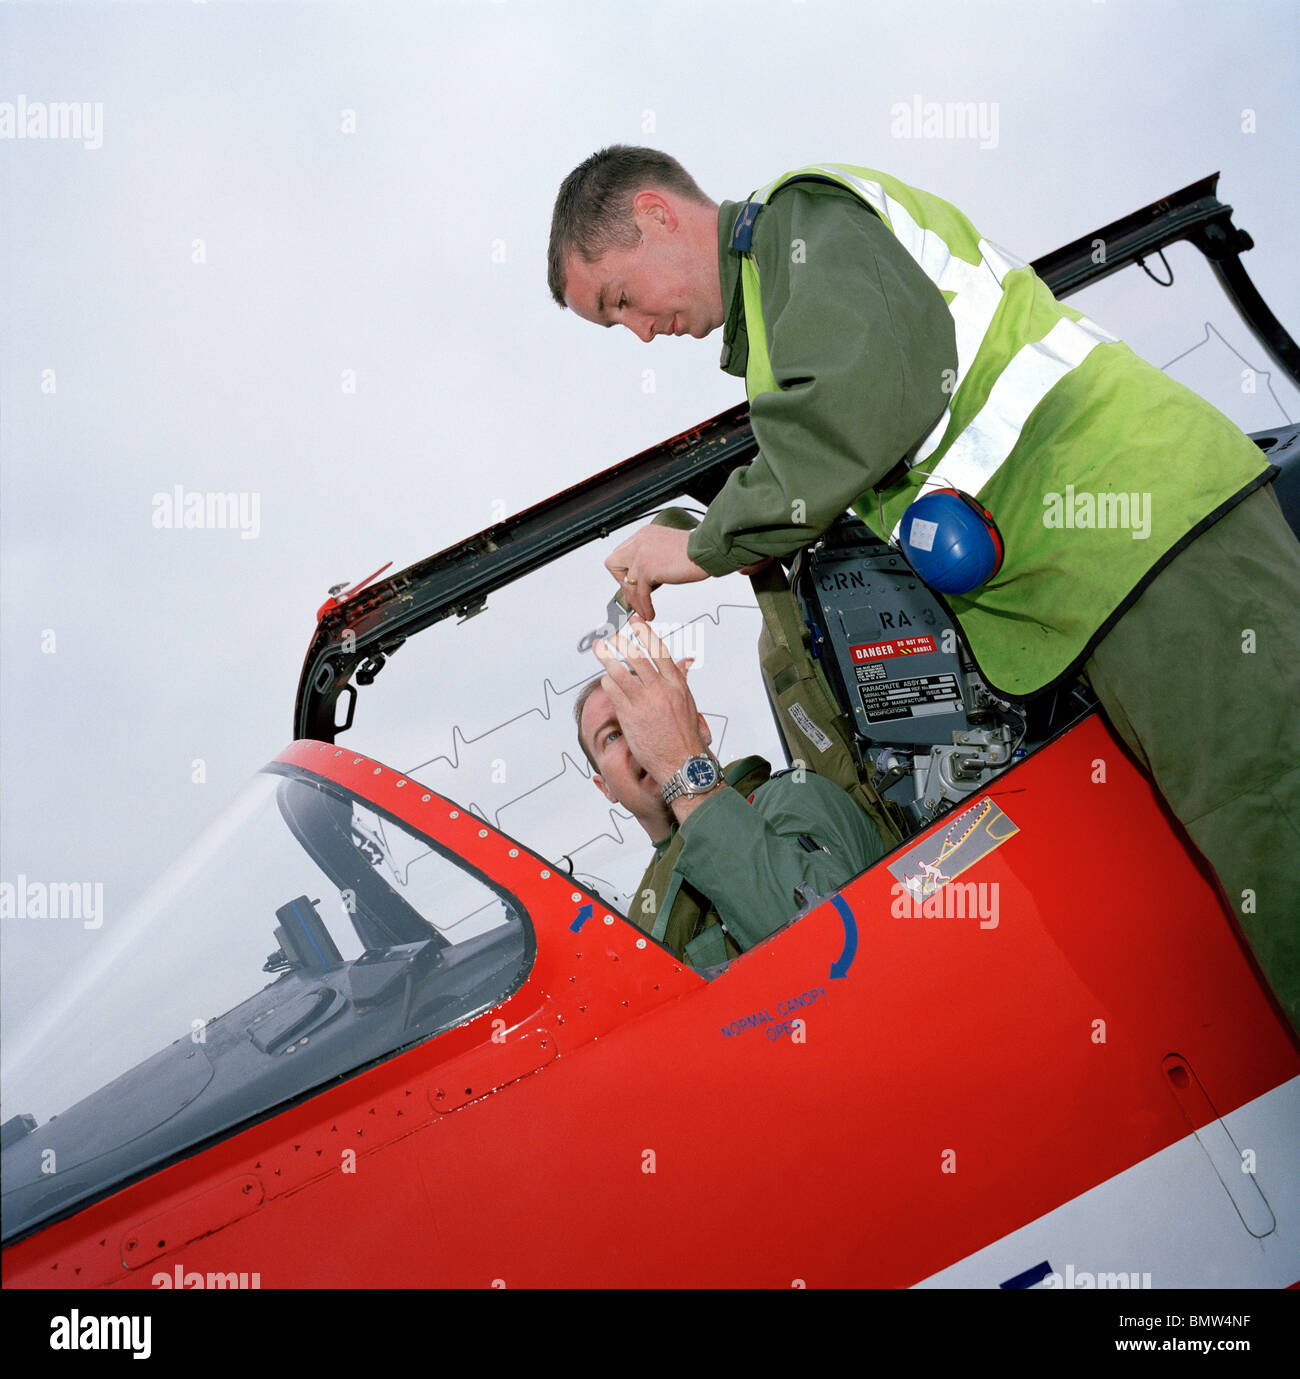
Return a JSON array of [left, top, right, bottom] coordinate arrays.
[[849, 635, 937, 663]]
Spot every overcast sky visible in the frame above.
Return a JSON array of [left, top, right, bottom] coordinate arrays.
[[3, 0, 1297, 1097]]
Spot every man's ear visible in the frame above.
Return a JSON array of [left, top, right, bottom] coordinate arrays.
[[632, 189, 676, 231], [591, 772, 616, 804]]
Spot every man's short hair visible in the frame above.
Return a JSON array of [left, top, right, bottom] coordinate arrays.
[[547, 145, 712, 307], [573, 676, 604, 770]]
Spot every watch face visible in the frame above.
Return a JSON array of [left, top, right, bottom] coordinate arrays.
[[684, 755, 719, 791]]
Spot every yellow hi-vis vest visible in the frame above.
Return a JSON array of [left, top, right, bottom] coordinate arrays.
[[731, 164, 1273, 697]]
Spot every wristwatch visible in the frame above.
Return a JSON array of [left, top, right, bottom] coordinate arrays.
[[661, 751, 723, 806]]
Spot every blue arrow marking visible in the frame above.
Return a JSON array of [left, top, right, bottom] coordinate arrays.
[[570, 903, 592, 934], [829, 895, 857, 980]]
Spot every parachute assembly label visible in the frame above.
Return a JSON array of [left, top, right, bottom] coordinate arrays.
[[858, 672, 961, 724]]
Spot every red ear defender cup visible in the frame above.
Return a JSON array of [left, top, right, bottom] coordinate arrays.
[[899, 488, 1004, 594]]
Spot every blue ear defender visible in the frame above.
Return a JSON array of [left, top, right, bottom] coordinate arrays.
[[899, 488, 1004, 595]]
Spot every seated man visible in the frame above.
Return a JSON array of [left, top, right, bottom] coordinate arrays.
[[578, 616, 883, 966]]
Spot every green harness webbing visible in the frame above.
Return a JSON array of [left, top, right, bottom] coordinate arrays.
[[748, 561, 906, 851]]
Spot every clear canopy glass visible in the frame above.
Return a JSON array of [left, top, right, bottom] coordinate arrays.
[[1, 765, 532, 1243]]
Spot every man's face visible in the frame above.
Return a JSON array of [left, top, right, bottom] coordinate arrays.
[[579, 685, 669, 827], [562, 193, 724, 343]]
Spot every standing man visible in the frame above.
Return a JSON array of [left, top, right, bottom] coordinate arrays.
[[548, 146, 1300, 1031]]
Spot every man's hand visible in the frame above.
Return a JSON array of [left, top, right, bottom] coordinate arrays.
[[605, 523, 709, 620], [592, 618, 706, 784]]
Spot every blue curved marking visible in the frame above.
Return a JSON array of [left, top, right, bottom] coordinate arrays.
[[570, 903, 592, 934], [828, 895, 858, 980]]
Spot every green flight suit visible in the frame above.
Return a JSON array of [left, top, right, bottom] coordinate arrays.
[[631, 757, 884, 966]]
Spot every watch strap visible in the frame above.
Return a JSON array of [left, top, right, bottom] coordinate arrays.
[[662, 752, 722, 806]]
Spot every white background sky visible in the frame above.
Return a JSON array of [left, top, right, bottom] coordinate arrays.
[[2, 0, 1297, 1091]]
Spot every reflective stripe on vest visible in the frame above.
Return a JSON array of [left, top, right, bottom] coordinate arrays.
[[737, 164, 1117, 539]]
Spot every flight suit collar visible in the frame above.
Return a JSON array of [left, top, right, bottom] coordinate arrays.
[[717, 197, 749, 378]]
